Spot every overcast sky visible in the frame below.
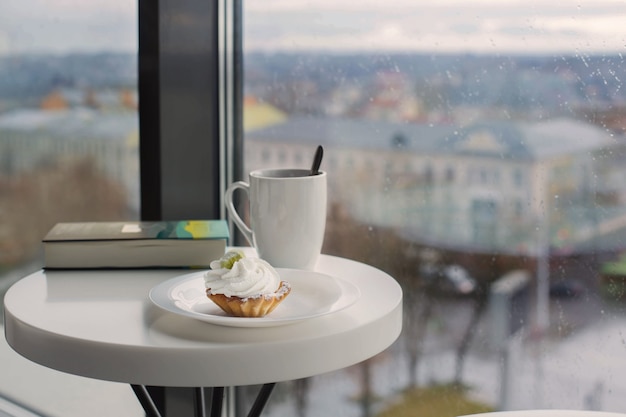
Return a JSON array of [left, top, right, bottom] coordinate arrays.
[[1, 0, 625, 55]]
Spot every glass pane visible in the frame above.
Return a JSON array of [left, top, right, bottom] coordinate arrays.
[[243, 1, 626, 416], [0, 1, 141, 415]]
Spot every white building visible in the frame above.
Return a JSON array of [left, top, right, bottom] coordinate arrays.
[[245, 117, 626, 255], [0, 107, 139, 213]]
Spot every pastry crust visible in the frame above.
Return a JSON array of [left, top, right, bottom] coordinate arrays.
[[206, 281, 291, 317]]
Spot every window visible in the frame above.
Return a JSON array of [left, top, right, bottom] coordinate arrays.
[[0, 1, 141, 415], [244, 1, 626, 415], [2, 1, 626, 416], [513, 167, 525, 188], [446, 165, 455, 182]]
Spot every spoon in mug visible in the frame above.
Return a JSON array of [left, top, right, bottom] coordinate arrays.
[[310, 145, 324, 176]]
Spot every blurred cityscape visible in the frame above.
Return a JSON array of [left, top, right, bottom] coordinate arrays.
[[0, 53, 138, 266], [2, 50, 626, 278], [3, 51, 626, 416], [245, 52, 626, 260]]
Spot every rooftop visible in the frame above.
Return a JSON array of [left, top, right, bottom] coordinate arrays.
[[247, 117, 619, 160], [0, 108, 138, 141]]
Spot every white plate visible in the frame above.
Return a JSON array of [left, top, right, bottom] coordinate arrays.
[[149, 269, 361, 327]]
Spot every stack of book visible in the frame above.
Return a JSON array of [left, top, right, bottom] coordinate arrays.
[[43, 220, 229, 269]]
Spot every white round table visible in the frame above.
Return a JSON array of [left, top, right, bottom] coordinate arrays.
[[3, 252, 402, 416]]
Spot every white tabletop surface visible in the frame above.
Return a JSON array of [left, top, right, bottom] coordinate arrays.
[[3, 251, 402, 387]]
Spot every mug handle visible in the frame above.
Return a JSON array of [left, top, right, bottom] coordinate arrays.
[[225, 181, 254, 245]]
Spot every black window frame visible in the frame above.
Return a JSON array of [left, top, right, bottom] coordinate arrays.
[[137, 0, 243, 414], [139, 0, 243, 222]]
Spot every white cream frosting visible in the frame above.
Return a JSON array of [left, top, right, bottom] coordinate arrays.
[[204, 257, 281, 298]]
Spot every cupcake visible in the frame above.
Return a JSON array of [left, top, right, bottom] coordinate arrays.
[[204, 251, 291, 317]]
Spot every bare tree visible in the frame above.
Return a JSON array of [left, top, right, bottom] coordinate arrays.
[[0, 156, 128, 266]]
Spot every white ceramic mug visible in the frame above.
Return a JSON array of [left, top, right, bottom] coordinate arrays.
[[225, 168, 327, 270]]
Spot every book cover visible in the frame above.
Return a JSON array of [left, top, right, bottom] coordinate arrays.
[[44, 220, 230, 242], [43, 220, 229, 269]]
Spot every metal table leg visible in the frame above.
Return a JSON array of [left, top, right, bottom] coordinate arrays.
[[131, 383, 276, 417], [210, 387, 224, 417], [131, 384, 163, 417], [246, 383, 276, 417], [194, 387, 207, 417]]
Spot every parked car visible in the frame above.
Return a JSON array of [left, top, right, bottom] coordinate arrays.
[[420, 263, 477, 296], [549, 279, 584, 298]]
